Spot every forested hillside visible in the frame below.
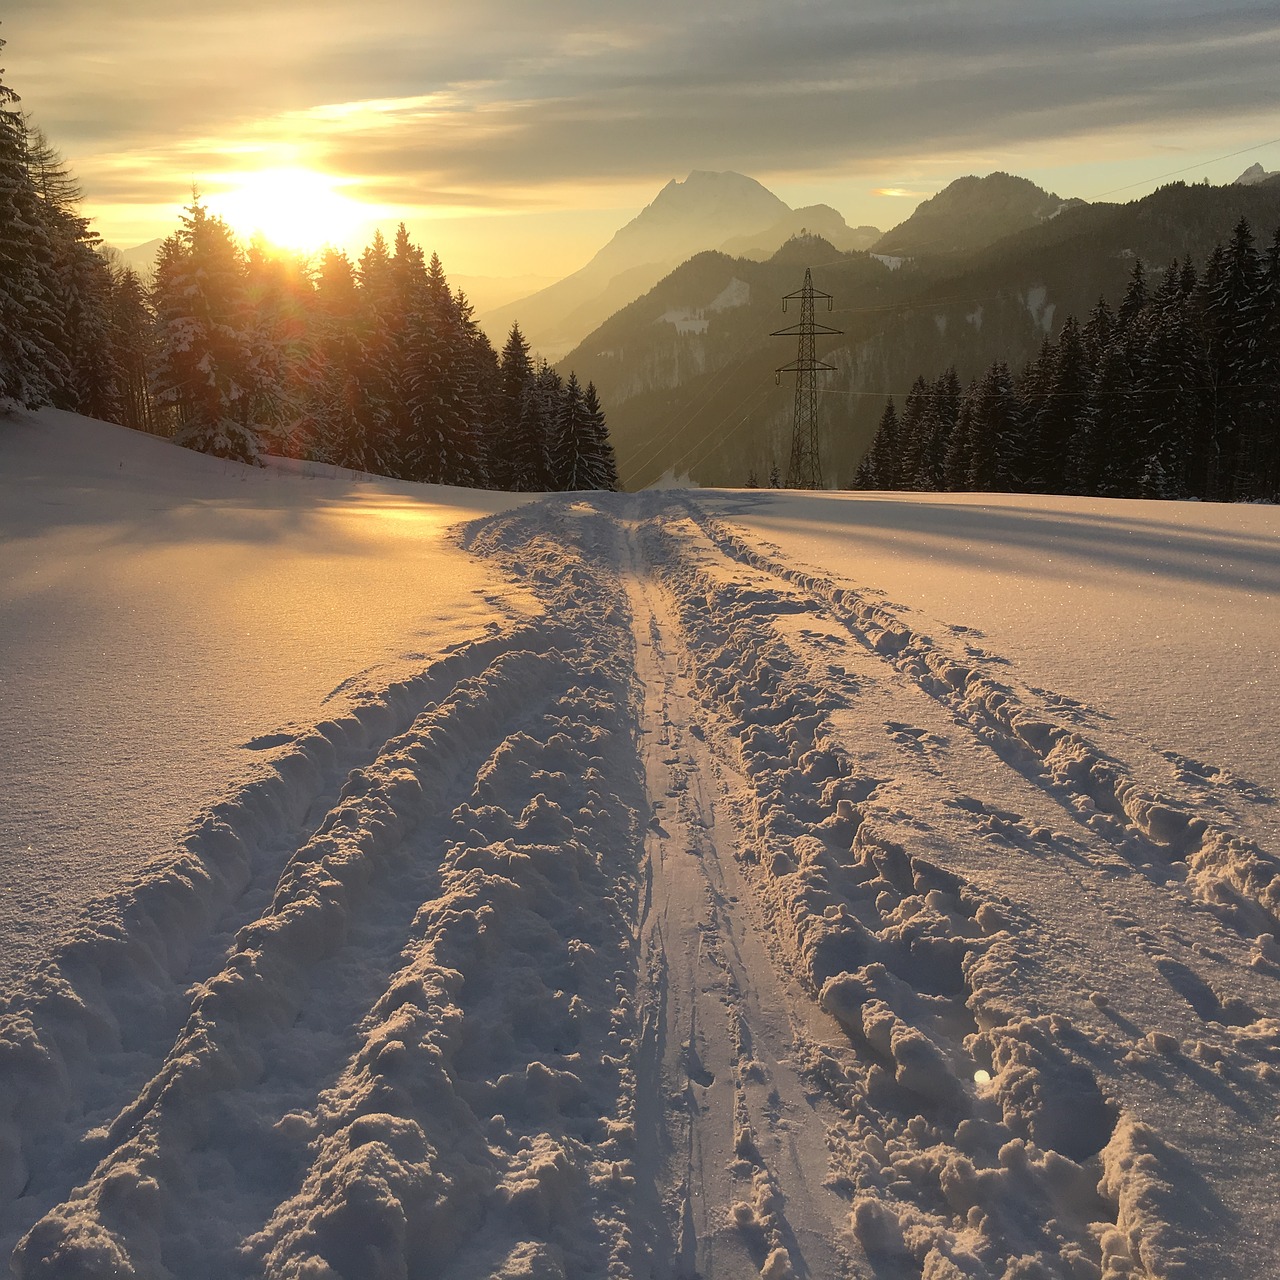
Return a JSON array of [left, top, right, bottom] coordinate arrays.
[[565, 178, 1280, 491], [0, 44, 617, 493], [855, 217, 1280, 502]]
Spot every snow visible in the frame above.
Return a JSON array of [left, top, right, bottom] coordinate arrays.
[[3, 413, 1280, 1279], [0, 410, 533, 984], [698, 489, 1280, 852]]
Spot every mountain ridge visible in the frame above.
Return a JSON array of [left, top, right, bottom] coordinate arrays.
[[558, 176, 1280, 490], [478, 170, 879, 359]]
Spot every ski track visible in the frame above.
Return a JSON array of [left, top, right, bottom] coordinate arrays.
[[3, 491, 1279, 1279]]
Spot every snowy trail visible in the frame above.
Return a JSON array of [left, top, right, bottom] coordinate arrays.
[[624, 521, 857, 1279], [4, 490, 1280, 1279]]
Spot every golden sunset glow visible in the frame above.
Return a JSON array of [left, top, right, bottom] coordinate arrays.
[[206, 168, 368, 254]]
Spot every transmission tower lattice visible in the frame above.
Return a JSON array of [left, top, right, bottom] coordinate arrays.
[[772, 268, 841, 489]]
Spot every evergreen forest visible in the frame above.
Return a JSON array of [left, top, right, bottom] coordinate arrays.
[[0, 45, 618, 493], [853, 219, 1280, 502]]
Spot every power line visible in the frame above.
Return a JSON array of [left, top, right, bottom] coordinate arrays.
[[1090, 137, 1280, 199]]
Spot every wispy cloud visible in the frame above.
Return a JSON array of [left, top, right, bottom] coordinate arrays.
[[4, 0, 1278, 262]]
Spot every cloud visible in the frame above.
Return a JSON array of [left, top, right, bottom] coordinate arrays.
[[4, 0, 1278, 221]]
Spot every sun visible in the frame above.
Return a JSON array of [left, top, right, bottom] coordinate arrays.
[[208, 167, 367, 254]]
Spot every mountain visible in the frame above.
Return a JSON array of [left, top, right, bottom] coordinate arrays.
[[718, 205, 881, 259], [1235, 162, 1280, 186], [872, 172, 1085, 258], [103, 237, 164, 279], [478, 172, 877, 360], [562, 177, 1280, 490]]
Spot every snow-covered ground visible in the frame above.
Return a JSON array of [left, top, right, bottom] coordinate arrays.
[[0, 411, 532, 984], [2, 411, 1279, 1279]]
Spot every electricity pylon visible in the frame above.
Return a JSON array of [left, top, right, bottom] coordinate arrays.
[[772, 268, 841, 489]]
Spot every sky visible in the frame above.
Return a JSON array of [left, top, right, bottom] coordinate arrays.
[[2, 1, 1279, 281]]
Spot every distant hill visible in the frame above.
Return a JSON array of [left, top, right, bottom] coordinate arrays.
[[478, 172, 878, 360], [563, 177, 1280, 490], [719, 205, 880, 259], [104, 237, 164, 279], [872, 172, 1085, 258]]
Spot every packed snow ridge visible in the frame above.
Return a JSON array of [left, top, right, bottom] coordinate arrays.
[[3, 428, 1280, 1278]]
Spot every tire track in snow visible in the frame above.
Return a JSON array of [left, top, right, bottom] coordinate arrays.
[[638, 496, 1279, 1279], [7, 499, 650, 1279], [7, 494, 1279, 1279], [687, 503, 1280, 944], [0, 625, 564, 1252], [624, 522, 857, 1280]]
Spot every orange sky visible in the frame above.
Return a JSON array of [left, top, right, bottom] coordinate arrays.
[[2, 2, 1277, 279]]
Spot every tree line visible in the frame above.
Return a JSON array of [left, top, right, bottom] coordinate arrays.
[[853, 216, 1280, 502], [0, 43, 617, 492]]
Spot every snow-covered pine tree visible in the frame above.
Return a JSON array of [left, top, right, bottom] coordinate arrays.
[[357, 229, 411, 477], [150, 197, 261, 463], [20, 122, 119, 420], [307, 248, 368, 469], [241, 239, 314, 459], [548, 370, 592, 490], [1008, 337, 1053, 490], [1116, 258, 1148, 331], [405, 246, 486, 485], [967, 362, 1018, 492], [491, 322, 535, 490], [896, 375, 932, 490], [1256, 225, 1280, 499], [926, 367, 962, 489], [0, 54, 67, 410], [941, 380, 979, 490], [507, 360, 558, 491], [1081, 296, 1115, 368], [1137, 263, 1208, 499], [582, 380, 619, 491], [1072, 339, 1132, 496]]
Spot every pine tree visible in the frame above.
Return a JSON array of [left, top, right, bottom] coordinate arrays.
[[491, 323, 534, 490], [855, 398, 900, 489], [1138, 275, 1208, 498], [1081, 296, 1115, 368], [548, 371, 592, 490], [405, 246, 485, 485], [306, 247, 368, 468], [108, 263, 155, 433], [1008, 338, 1053, 490], [1199, 220, 1264, 499], [21, 121, 118, 419], [1117, 258, 1148, 330], [582, 380, 619, 491], [1031, 316, 1089, 492], [927, 366, 962, 488], [0, 53, 66, 409], [242, 239, 314, 458], [357, 229, 410, 476], [1069, 340, 1123, 495], [150, 197, 261, 462], [507, 359, 557, 491], [967, 362, 1018, 492], [1256, 225, 1280, 499], [896, 375, 932, 490], [941, 381, 979, 490]]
